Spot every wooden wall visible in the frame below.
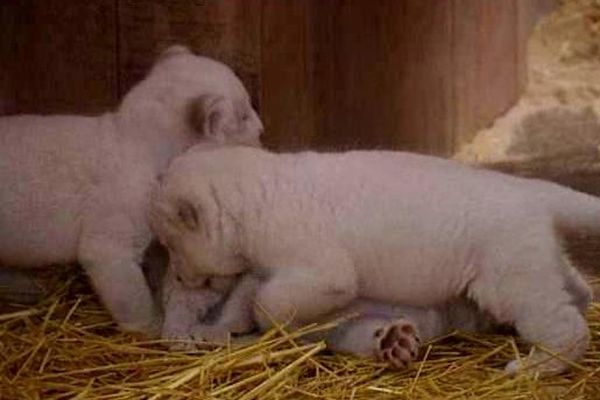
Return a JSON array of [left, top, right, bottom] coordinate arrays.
[[0, 0, 555, 155], [0, 1, 118, 115]]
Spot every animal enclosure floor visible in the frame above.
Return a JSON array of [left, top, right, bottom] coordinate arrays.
[[1, 267, 599, 400]]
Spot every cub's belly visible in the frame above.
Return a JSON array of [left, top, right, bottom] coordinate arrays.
[[356, 260, 476, 307]]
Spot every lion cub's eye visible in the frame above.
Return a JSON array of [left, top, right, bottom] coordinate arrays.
[[206, 276, 236, 293]]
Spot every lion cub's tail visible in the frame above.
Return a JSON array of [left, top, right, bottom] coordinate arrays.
[[549, 185, 600, 236]]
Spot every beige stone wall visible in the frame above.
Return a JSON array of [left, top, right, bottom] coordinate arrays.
[[454, 0, 600, 294], [455, 0, 600, 164]]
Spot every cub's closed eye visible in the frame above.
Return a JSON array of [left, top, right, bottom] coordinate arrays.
[[206, 275, 236, 293], [176, 275, 183, 283]]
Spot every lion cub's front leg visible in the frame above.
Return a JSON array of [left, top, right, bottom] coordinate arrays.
[[185, 274, 260, 345]]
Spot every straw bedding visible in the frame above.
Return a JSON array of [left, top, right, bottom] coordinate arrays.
[[1, 267, 599, 400]]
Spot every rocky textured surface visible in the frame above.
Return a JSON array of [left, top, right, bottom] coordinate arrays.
[[455, 0, 600, 164]]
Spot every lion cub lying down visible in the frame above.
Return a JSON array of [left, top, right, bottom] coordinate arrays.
[[151, 146, 593, 375], [0, 47, 263, 334], [159, 268, 496, 369]]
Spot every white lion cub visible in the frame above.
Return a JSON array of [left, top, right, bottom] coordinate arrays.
[[0, 46, 263, 335], [160, 269, 496, 368], [151, 146, 592, 374]]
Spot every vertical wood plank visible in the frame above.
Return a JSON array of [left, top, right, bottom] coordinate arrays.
[[308, 1, 338, 150], [0, 4, 18, 115], [0, 0, 117, 115], [326, 0, 449, 153], [452, 0, 479, 151], [262, 0, 454, 154], [477, 1, 520, 131], [117, 0, 261, 108], [452, 0, 522, 150], [260, 0, 315, 150], [516, 0, 557, 91]]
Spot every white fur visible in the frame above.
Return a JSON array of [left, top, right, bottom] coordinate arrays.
[[151, 146, 593, 374], [160, 268, 494, 367], [0, 46, 263, 335]]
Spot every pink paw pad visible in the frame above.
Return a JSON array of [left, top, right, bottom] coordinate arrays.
[[373, 319, 420, 369]]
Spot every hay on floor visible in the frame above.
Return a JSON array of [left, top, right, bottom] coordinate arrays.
[[1, 268, 599, 400]]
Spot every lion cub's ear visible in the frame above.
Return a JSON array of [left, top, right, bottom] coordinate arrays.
[[176, 200, 199, 231], [156, 44, 192, 62], [187, 94, 234, 143]]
